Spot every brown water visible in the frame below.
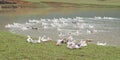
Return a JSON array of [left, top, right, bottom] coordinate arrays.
[[0, 7, 120, 46]]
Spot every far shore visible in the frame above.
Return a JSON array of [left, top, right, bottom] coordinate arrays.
[[0, 1, 120, 9]]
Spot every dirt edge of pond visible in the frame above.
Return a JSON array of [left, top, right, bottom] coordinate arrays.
[[0, 0, 33, 8]]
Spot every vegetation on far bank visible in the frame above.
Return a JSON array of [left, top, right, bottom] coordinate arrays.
[[24, 0, 120, 8], [1, 0, 120, 8], [0, 30, 120, 60]]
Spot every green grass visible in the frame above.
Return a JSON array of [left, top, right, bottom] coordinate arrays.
[[1, 0, 120, 8], [25, 0, 120, 7], [25, 0, 41, 2], [0, 31, 120, 60]]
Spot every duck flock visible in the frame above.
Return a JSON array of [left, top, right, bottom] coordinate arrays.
[[5, 16, 111, 48], [27, 33, 106, 49], [5, 16, 118, 37], [27, 33, 89, 49], [5, 17, 99, 35]]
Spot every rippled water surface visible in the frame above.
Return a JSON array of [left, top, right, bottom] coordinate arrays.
[[0, 8, 120, 46]]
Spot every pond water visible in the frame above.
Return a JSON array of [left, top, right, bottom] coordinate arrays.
[[0, 7, 120, 46]]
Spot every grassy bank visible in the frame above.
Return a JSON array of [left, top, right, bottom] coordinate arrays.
[[24, 0, 120, 8], [1, 0, 120, 8], [0, 31, 120, 60]]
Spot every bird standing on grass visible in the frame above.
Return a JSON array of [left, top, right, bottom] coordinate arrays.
[[79, 40, 88, 47], [27, 35, 32, 43], [41, 35, 49, 42], [56, 39, 63, 46], [27, 35, 41, 43], [31, 36, 41, 43]]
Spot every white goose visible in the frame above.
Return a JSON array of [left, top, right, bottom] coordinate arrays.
[[97, 41, 107, 46]]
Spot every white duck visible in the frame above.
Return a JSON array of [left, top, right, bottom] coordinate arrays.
[[75, 42, 81, 49], [28, 19, 40, 23], [75, 45, 81, 49], [27, 35, 32, 43], [97, 41, 107, 46], [41, 35, 48, 42], [67, 41, 76, 49], [87, 29, 92, 34], [31, 36, 41, 43], [79, 40, 88, 47], [5, 24, 12, 28], [46, 37, 52, 41], [21, 27, 29, 31], [56, 39, 63, 46], [67, 33, 74, 41], [37, 37, 41, 43]]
